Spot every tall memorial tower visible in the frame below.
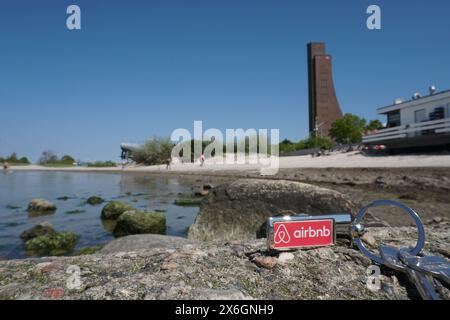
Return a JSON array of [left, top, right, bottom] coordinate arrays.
[[307, 42, 343, 138]]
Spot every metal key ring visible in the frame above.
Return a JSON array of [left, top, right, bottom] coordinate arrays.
[[352, 199, 426, 265]]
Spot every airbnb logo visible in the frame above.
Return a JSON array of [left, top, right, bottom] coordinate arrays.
[[274, 224, 291, 244], [271, 219, 334, 249]]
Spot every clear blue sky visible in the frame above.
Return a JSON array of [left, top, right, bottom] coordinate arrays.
[[1, 0, 449, 162]]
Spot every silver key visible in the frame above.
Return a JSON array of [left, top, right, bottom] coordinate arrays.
[[379, 245, 441, 300], [399, 248, 450, 286]]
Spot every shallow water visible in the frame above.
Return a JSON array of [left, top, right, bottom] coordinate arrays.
[[0, 171, 200, 259]]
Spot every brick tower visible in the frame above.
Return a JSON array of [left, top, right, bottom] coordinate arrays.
[[307, 42, 343, 138]]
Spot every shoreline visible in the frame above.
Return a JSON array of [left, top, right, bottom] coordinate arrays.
[[9, 151, 450, 175]]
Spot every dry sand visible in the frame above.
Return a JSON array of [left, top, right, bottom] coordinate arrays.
[[10, 151, 450, 173]]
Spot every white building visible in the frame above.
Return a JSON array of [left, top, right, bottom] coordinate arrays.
[[363, 87, 450, 149]]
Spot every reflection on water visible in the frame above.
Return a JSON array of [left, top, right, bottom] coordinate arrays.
[[0, 171, 200, 259]]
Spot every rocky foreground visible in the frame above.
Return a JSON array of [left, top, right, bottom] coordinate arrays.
[[0, 226, 448, 300], [1, 178, 449, 300]]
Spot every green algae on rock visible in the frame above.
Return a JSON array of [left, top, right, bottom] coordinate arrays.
[[86, 196, 105, 205], [101, 201, 135, 220], [113, 211, 166, 237], [20, 223, 56, 241], [24, 232, 77, 256], [174, 198, 203, 206]]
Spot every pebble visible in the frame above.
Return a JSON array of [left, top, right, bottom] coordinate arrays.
[[253, 256, 277, 269], [361, 232, 377, 248], [160, 262, 177, 271], [277, 252, 295, 264], [433, 217, 443, 224]]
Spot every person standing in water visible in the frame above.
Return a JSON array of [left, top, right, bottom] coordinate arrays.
[[3, 161, 9, 174], [200, 154, 205, 166]]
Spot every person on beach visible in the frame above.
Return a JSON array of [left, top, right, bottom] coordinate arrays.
[[200, 154, 205, 166], [165, 157, 171, 170], [2, 161, 9, 174]]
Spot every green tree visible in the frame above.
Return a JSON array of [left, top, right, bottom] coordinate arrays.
[[7, 153, 18, 162], [38, 150, 58, 164], [60, 155, 76, 164], [365, 119, 384, 131], [329, 114, 367, 144], [19, 157, 30, 164]]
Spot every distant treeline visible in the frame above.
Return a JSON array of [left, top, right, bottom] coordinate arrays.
[[128, 114, 385, 165], [279, 114, 384, 154], [38, 150, 76, 166], [128, 137, 277, 166], [0, 153, 30, 164], [87, 161, 117, 167]]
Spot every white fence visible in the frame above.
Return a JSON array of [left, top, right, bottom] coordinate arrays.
[[362, 118, 450, 144]]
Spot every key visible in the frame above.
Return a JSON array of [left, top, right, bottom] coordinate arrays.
[[379, 245, 441, 300], [399, 248, 450, 286]]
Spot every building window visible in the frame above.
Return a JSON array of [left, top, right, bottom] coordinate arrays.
[[387, 110, 400, 127], [414, 109, 427, 123], [429, 106, 445, 121]]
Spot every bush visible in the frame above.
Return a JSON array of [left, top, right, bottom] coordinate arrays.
[[87, 161, 117, 167], [172, 136, 272, 162], [130, 137, 174, 165], [298, 136, 333, 150], [278, 136, 333, 154], [278, 139, 297, 153]]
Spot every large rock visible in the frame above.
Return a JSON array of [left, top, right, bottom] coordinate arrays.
[[188, 179, 357, 241], [100, 234, 195, 254], [27, 199, 56, 215], [20, 222, 55, 241], [24, 232, 77, 256], [113, 211, 166, 237], [101, 201, 135, 220], [0, 227, 448, 300]]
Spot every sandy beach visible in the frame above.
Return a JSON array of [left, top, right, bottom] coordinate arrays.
[[10, 151, 450, 173], [10, 151, 450, 226]]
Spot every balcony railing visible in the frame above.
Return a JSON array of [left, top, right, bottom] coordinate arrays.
[[362, 118, 450, 144]]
